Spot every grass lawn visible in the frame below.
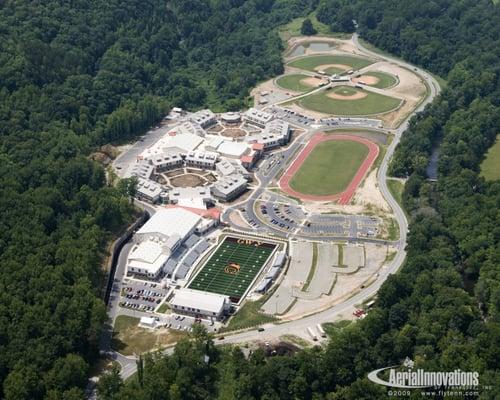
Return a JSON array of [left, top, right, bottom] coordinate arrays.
[[480, 135, 500, 181], [288, 55, 373, 72], [363, 71, 398, 89], [299, 87, 401, 116], [279, 12, 351, 40], [387, 179, 404, 208], [156, 302, 171, 314], [289, 140, 369, 195], [322, 320, 352, 337], [112, 315, 186, 356], [280, 334, 312, 348], [276, 74, 314, 92], [219, 297, 277, 333]]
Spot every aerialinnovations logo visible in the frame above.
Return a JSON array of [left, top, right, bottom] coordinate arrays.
[[367, 357, 480, 389]]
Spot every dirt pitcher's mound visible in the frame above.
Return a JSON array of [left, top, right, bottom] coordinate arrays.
[[314, 63, 351, 72], [327, 90, 367, 100], [352, 75, 379, 85], [300, 76, 327, 87]]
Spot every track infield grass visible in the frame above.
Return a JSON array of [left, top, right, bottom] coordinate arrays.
[[276, 74, 315, 92], [299, 87, 401, 116], [188, 237, 276, 302], [480, 135, 500, 181], [289, 140, 369, 195], [288, 55, 373, 72]]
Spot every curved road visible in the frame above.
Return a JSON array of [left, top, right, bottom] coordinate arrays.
[[111, 33, 441, 381]]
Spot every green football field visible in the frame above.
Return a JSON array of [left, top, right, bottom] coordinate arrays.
[[188, 237, 277, 302]]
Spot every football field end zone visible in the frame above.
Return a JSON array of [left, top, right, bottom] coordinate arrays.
[[279, 133, 379, 204], [187, 234, 284, 304]]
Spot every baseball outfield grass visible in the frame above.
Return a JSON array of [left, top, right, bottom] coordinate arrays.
[[363, 71, 399, 89], [299, 86, 402, 116], [276, 74, 314, 92], [480, 135, 500, 181], [288, 55, 373, 73], [289, 140, 369, 195]]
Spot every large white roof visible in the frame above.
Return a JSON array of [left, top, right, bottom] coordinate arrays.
[[128, 241, 169, 274], [217, 141, 249, 157], [141, 132, 203, 158], [137, 208, 201, 239], [170, 288, 228, 313]]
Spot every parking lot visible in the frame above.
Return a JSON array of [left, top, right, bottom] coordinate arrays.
[[269, 106, 316, 127], [257, 201, 303, 232], [155, 313, 218, 334], [252, 197, 381, 239], [119, 279, 171, 313]]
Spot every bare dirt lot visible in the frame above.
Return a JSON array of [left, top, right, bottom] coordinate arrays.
[[280, 242, 387, 321], [221, 128, 247, 138], [165, 169, 185, 178], [207, 124, 224, 133], [170, 173, 205, 187]]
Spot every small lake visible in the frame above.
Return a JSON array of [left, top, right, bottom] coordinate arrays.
[[289, 42, 335, 57]]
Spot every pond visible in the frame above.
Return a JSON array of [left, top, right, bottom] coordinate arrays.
[[289, 42, 335, 57]]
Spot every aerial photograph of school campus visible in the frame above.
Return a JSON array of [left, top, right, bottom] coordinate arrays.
[[103, 28, 440, 381], [3, 1, 499, 399]]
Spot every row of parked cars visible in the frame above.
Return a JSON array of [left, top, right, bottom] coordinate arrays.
[[119, 301, 155, 312]]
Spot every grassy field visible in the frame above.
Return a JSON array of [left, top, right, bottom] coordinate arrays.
[[156, 302, 170, 314], [363, 71, 398, 89], [288, 55, 373, 72], [322, 320, 352, 337], [219, 296, 277, 332], [188, 237, 276, 302], [299, 87, 401, 116], [387, 179, 404, 208], [279, 12, 351, 40], [289, 140, 370, 195], [480, 135, 500, 181], [111, 316, 186, 356], [276, 74, 314, 92]]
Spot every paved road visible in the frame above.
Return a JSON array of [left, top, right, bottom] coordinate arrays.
[[105, 33, 441, 382]]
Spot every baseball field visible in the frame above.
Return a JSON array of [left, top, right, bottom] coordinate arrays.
[[188, 236, 277, 303], [298, 86, 402, 116], [288, 54, 374, 74], [352, 71, 398, 89], [276, 74, 316, 92]]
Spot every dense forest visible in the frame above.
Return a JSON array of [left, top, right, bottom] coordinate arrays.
[[97, 1, 499, 399], [0, 1, 317, 399]]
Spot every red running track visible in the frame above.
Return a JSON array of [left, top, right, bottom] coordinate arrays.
[[279, 133, 379, 204]]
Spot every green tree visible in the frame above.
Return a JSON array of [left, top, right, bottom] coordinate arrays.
[[96, 365, 122, 400], [301, 18, 317, 35]]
